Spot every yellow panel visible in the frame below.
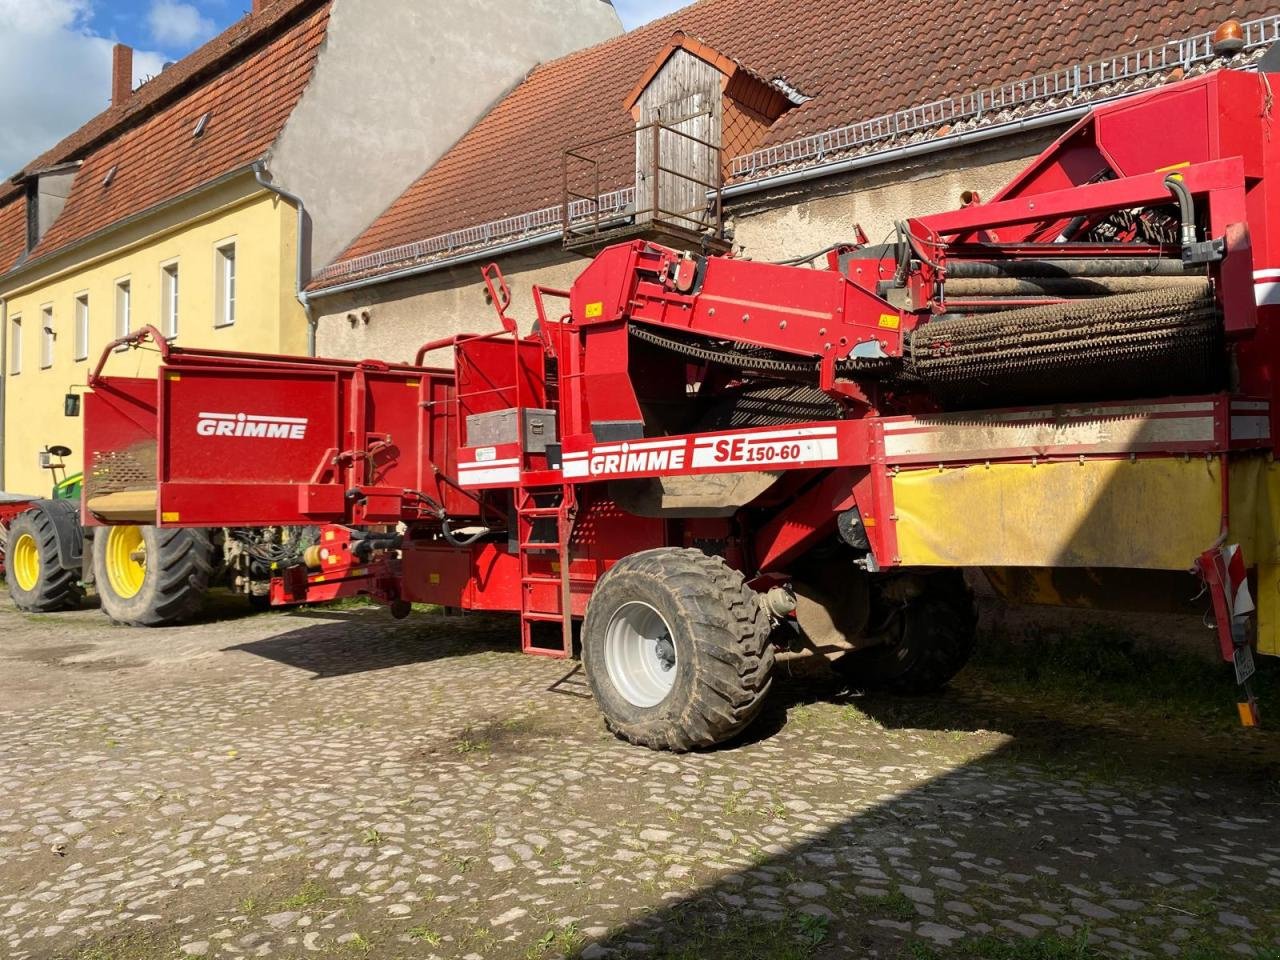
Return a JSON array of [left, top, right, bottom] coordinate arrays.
[[1226, 456, 1280, 566], [892, 458, 1222, 569], [1256, 561, 1280, 657]]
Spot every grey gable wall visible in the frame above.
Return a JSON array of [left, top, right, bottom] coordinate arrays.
[[266, 0, 623, 274]]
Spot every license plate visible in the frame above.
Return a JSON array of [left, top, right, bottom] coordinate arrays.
[[1233, 645, 1257, 685]]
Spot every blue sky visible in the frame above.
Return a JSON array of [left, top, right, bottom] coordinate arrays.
[[0, 0, 692, 178]]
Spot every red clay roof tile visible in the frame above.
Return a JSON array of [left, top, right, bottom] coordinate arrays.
[[0, 198, 25, 276], [322, 0, 1274, 284], [0, 0, 330, 278]]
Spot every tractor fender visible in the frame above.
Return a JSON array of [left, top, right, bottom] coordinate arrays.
[[24, 499, 84, 571]]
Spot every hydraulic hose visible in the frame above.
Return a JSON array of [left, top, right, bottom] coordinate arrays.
[[442, 518, 492, 548], [1164, 174, 1198, 247]]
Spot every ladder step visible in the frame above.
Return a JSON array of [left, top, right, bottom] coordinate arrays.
[[523, 611, 565, 622], [519, 507, 563, 517], [522, 645, 570, 660]]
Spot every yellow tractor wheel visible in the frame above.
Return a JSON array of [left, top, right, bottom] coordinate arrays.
[[103, 525, 147, 599], [92, 525, 213, 626], [10, 532, 40, 592]]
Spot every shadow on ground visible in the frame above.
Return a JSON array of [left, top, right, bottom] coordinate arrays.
[[582, 649, 1280, 959], [224, 607, 516, 678], [210, 604, 1280, 959]]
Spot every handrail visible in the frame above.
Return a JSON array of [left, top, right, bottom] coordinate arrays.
[[88, 324, 171, 386], [414, 331, 510, 366], [562, 119, 724, 246], [481, 262, 517, 334]]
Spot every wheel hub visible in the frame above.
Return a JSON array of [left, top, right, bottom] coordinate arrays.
[[104, 525, 147, 599], [11, 532, 40, 593], [603, 601, 679, 708], [653, 633, 675, 671]]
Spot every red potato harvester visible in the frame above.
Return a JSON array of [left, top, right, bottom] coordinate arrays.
[[82, 69, 1279, 749]]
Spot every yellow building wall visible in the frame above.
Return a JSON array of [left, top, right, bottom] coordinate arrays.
[[2, 176, 306, 494]]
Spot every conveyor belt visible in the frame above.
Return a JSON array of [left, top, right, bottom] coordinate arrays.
[[905, 282, 1224, 406], [630, 282, 1225, 409]]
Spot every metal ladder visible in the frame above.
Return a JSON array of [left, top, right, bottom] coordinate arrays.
[[516, 484, 577, 658]]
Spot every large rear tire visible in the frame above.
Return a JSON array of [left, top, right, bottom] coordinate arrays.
[[583, 548, 774, 751], [93, 525, 213, 626], [832, 570, 977, 694], [5, 509, 83, 612]]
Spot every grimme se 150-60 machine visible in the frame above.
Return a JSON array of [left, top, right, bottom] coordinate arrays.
[[81, 69, 1280, 749]]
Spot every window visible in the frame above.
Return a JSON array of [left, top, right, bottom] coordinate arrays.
[[40, 304, 54, 369], [215, 241, 235, 327], [115, 278, 131, 350], [161, 262, 179, 339], [74, 294, 89, 361], [9, 315, 20, 375]]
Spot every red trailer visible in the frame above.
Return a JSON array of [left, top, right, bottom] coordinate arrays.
[[82, 69, 1278, 748]]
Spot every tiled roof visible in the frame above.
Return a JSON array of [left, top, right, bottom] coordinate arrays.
[[0, 199, 25, 276], [318, 0, 1276, 289], [0, 0, 330, 279]]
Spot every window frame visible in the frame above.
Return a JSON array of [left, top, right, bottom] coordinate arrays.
[[40, 303, 54, 369], [74, 292, 89, 362], [160, 259, 180, 340], [114, 276, 131, 351], [214, 239, 236, 328], [9, 314, 21, 376]]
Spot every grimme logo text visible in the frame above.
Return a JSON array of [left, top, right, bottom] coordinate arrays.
[[196, 412, 308, 440]]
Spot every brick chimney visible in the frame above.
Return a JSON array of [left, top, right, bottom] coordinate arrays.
[[111, 43, 133, 107]]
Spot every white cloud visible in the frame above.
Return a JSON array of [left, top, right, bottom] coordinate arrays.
[[611, 0, 690, 30], [147, 0, 216, 48], [0, 0, 166, 178]]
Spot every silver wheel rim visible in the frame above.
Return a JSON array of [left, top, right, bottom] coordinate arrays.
[[603, 601, 678, 708]]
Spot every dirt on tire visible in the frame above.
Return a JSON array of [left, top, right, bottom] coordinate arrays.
[[93, 525, 214, 626], [5, 505, 83, 613], [582, 547, 774, 751]]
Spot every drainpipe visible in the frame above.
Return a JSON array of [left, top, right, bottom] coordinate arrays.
[[252, 162, 316, 356], [0, 297, 6, 490]]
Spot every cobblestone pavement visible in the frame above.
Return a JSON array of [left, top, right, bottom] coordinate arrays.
[[2, 591, 1279, 960]]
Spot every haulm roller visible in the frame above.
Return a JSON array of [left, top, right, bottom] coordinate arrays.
[[905, 283, 1225, 406], [77, 68, 1280, 748]]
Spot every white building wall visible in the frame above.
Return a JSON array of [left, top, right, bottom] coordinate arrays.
[[268, 0, 623, 274]]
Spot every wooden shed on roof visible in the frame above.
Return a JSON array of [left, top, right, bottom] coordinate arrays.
[[566, 32, 800, 252]]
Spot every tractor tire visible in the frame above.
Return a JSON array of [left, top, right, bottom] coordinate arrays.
[[5, 509, 83, 612], [93, 525, 213, 627], [832, 570, 977, 694], [582, 547, 774, 751]]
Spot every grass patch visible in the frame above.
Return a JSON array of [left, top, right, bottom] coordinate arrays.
[[970, 622, 1280, 732], [527, 922, 584, 958], [592, 906, 828, 960], [452, 729, 491, 754], [877, 888, 917, 922], [408, 923, 442, 945], [56, 931, 179, 960], [278, 879, 328, 909], [964, 929, 1098, 959]]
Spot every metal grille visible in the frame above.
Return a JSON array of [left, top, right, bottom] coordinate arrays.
[[731, 14, 1280, 179], [314, 188, 635, 284], [86, 447, 156, 499]]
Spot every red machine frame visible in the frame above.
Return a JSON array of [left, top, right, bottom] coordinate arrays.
[[79, 71, 1279, 720]]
